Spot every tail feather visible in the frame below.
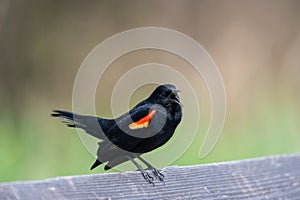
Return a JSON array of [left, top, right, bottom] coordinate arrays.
[[90, 159, 103, 170], [51, 110, 85, 128], [104, 156, 129, 171], [51, 109, 111, 140]]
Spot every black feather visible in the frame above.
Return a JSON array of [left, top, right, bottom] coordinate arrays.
[[90, 159, 102, 170]]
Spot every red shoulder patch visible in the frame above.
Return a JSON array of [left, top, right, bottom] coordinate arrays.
[[129, 109, 156, 130]]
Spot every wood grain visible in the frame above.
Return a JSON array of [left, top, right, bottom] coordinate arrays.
[[1, 154, 300, 199]]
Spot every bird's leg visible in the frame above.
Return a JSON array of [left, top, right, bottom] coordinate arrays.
[[137, 156, 165, 182], [125, 156, 154, 185]]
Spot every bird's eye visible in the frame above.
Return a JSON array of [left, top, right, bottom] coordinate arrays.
[[169, 93, 175, 99], [163, 90, 172, 98]]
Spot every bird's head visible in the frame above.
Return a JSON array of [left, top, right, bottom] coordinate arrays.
[[149, 84, 182, 108]]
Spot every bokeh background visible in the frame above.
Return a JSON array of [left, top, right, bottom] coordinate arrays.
[[1, 0, 300, 182]]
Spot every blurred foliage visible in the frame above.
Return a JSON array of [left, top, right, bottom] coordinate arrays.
[[0, 0, 300, 182]]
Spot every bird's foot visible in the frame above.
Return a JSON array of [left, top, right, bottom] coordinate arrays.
[[141, 171, 155, 185], [152, 168, 165, 182]]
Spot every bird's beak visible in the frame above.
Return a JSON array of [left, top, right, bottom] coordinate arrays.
[[172, 89, 183, 107], [173, 89, 181, 93]]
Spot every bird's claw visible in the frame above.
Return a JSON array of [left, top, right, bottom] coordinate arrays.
[[152, 169, 165, 182], [141, 171, 155, 185]]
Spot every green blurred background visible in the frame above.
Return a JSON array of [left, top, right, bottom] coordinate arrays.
[[1, 0, 300, 182]]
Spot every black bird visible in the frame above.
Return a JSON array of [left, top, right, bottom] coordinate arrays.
[[52, 84, 182, 184]]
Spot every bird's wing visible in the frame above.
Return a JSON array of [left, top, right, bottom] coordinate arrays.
[[97, 104, 167, 157]]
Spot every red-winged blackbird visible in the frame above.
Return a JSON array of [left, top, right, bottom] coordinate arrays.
[[52, 84, 182, 185]]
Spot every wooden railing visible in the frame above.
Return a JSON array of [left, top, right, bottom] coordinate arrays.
[[1, 154, 300, 199]]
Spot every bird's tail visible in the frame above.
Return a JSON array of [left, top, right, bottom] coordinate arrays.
[[51, 109, 111, 139], [51, 110, 83, 128]]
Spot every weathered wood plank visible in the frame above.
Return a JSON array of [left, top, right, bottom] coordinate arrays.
[[1, 154, 300, 199]]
